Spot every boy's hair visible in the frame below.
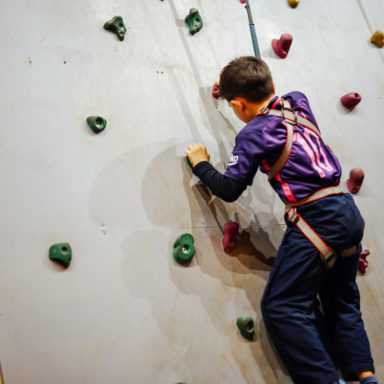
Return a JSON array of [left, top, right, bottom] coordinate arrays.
[[219, 56, 274, 103]]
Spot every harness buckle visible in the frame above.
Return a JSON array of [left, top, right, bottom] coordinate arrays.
[[286, 207, 299, 224], [282, 107, 298, 125], [324, 252, 337, 269]]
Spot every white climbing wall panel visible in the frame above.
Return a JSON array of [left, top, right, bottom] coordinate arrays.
[[0, 0, 383, 383]]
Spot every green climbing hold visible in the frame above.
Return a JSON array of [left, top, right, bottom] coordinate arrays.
[[104, 16, 127, 41], [87, 116, 107, 134], [236, 317, 254, 341], [173, 234, 195, 265], [185, 156, 193, 169], [49, 243, 72, 268], [185, 9, 203, 35]]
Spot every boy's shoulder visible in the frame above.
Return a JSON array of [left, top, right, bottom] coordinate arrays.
[[281, 91, 310, 106], [236, 91, 314, 142]]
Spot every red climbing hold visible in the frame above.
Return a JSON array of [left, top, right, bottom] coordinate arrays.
[[347, 168, 364, 194], [359, 249, 370, 273], [222, 222, 239, 254], [212, 83, 220, 99], [272, 34, 293, 58], [341, 92, 361, 109], [240, 0, 246, 3]]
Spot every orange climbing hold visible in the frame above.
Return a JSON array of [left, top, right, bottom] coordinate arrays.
[[370, 30, 384, 48], [288, 0, 300, 8]]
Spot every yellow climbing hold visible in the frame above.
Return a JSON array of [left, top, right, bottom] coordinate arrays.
[[370, 30, 384, 48], [288, 0, 300, 8]]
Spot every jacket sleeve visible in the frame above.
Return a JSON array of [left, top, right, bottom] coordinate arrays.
[[223, 130, 264, 186], [192, 161, 247, 202]]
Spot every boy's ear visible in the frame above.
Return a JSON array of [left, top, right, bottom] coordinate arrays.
[[230, 99, 245, 111]]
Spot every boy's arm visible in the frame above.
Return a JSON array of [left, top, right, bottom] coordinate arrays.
[[186, 143, 247, 202], [192, 161, 247, 202]]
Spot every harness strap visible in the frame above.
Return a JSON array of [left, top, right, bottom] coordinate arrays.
[[263, 99, 352, 269], [286, 207, 337, 269], [267, 100, 294, 180], [267, 106, 321, 136], [285, 185, 357, 268], [285, 185, 343, 209], [264, 99, 322, 181]]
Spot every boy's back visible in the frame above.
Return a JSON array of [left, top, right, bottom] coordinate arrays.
[[224, 91, 342, 203]]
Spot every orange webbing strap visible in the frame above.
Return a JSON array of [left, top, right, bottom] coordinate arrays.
[[284, 186, 358, 268], [268, 123, 293, 181], [286, 207, 337, 269], [268, 108, 321, 137], [267, 100, 294, 180], [285, 185, 344, 208], [265, 99, 322, 181]]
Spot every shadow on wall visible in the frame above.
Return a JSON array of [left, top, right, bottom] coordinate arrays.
[[114, 144, 288, 382], [89, 140, 215, 229], [88, 130, 288, 382]]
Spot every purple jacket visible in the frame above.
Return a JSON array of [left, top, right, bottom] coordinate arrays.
[[224, 91, 342, 203]]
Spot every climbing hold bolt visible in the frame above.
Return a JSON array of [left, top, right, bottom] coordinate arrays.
[[104, 16, 127, 41], [340, 92, 361, 109], [347, 168, 364, 194], [236, 317, 254, 341], [49, 243, 72, 268], [222, 221, 239, 254], [370, 30, 384, 48], [185, 9, 203, 35], [173, 233, 195, 265], [211, 83, 220, 99], [87, 116, 107, 134], [287, 0, 300, 8], [272, 34, 293, 58], [359, 249, 370, 274]]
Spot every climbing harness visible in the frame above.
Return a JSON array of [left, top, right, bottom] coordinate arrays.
[[262, 99, 357, 268]]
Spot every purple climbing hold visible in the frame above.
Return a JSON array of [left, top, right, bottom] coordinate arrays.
[[212, 83, 220, 99], [272, 34, 293, 58], [347, 168, 364, 194], [341, 92, 361, 109], [359, 249, 370, 273], [222, 222, 239, 254]]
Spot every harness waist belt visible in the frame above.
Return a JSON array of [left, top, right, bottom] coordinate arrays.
[[285, 185, 344, 210], [284, 186, 356, 269]]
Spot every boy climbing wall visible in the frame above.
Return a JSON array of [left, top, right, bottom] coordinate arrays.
[[186, 56, 377, 384]]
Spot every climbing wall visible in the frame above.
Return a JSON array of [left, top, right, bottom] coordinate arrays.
[[0, 0, 383, 383]]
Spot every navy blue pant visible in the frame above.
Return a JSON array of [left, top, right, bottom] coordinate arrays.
[[261, 193, 374, 384]]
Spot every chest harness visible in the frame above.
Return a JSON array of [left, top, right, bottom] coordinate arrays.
[[260, 99, 357, 269]]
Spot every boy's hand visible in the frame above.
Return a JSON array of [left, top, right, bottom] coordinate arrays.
[[185, 143, 210, 167]]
